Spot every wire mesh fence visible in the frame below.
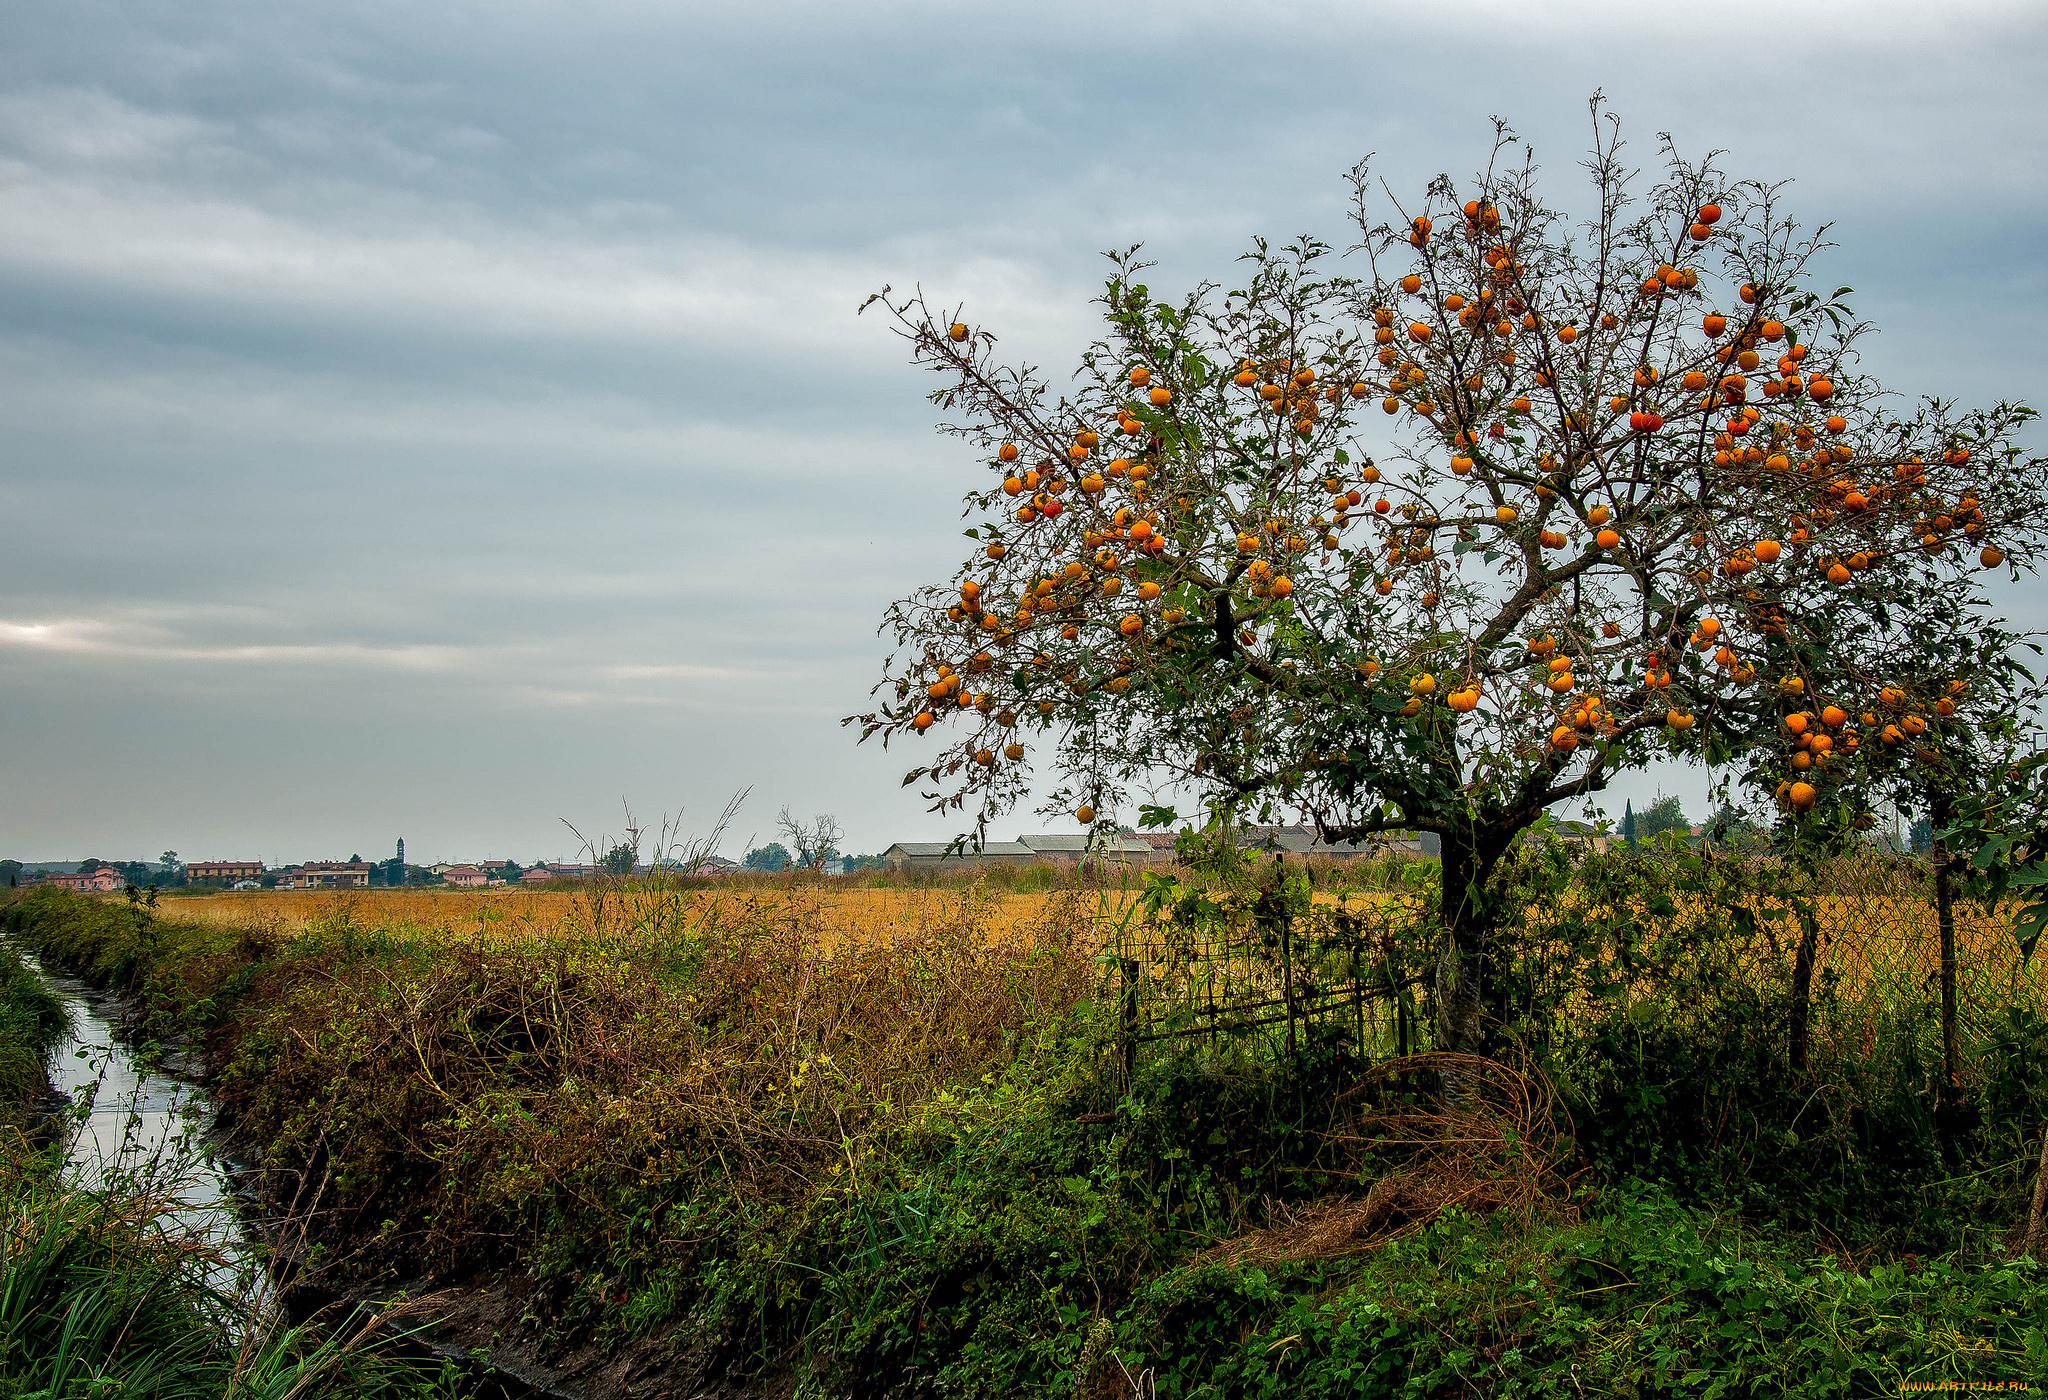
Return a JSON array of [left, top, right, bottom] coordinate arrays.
[[1104, 845, 2048, 1079]]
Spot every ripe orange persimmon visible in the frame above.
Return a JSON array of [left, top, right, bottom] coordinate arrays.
[[1148, 386, 1172, 406], [1128, 366, 1151, 386], [1596, 528, 1620, 549], [998, 443, 1019, 462], [1075, 804, 1095, 824], [1788, 781, 1817, 811], [1754, 539, 1781, 563], [948, 323, 970, 341], [1982, 545, 2006, 567]]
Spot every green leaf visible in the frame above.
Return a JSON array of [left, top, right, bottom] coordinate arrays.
[[2013, 900, 2046, 967]]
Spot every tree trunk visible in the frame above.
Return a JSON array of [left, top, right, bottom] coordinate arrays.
[[1435, 825, 1504, 1089], [1788, 899, 1819, 1076]]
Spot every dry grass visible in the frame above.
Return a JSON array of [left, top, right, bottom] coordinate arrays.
[[1194, 1054, 1573, 1270]]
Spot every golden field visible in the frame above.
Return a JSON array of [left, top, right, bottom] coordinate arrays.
[[157, 883, 1122, 951], [152, 876, 2044, 998]]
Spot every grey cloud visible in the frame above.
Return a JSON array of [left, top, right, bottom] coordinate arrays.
[[2, 0, 2044, 860]]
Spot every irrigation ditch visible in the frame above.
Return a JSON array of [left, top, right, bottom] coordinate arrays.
[[14, 947, 606, 1400]]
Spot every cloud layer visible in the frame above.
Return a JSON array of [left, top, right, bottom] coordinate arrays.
[[2, 0, 2044, 861]]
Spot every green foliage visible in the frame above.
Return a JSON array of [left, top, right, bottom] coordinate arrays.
[[1637, 794, 1689, 838], [0, 944, 67, 1125]]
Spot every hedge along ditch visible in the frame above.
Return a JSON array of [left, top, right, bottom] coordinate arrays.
[[4, 849, 2046, 1396]]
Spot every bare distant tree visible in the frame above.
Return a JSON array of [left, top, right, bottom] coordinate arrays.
[[776, 808, 844, 872]]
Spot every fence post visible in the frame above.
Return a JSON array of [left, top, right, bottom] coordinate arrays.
[[1349, 930, 1364, 1054], [1119, 956, 1140, 1086], [1278, 908, 1297, 1061], [1932, 805, 1961, 1140]]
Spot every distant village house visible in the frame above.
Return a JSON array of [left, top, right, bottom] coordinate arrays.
[[47, 866, 127, 893], [278, 861, 371, 890], [184, 860, 264, 884]]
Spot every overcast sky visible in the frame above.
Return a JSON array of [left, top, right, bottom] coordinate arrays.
[[3, 0, 2044, 865]]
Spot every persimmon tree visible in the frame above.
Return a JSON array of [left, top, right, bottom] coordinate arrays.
[[850, 107, 2048, 1054]]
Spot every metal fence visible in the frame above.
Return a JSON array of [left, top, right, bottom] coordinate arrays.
[[1105, 848, 2047, 1080]]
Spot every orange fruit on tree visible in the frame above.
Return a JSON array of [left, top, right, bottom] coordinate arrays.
[[912, 711, 934, 731], [948, 323, 970, 341], [1148, 386, 1172, 406], [1128, 366, 1151, 386], [1981, 545, 2006, 567], [1788, 781, 1817, 811], [998, 443, 1019, 462], [1075, 804, 1095, 824]]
